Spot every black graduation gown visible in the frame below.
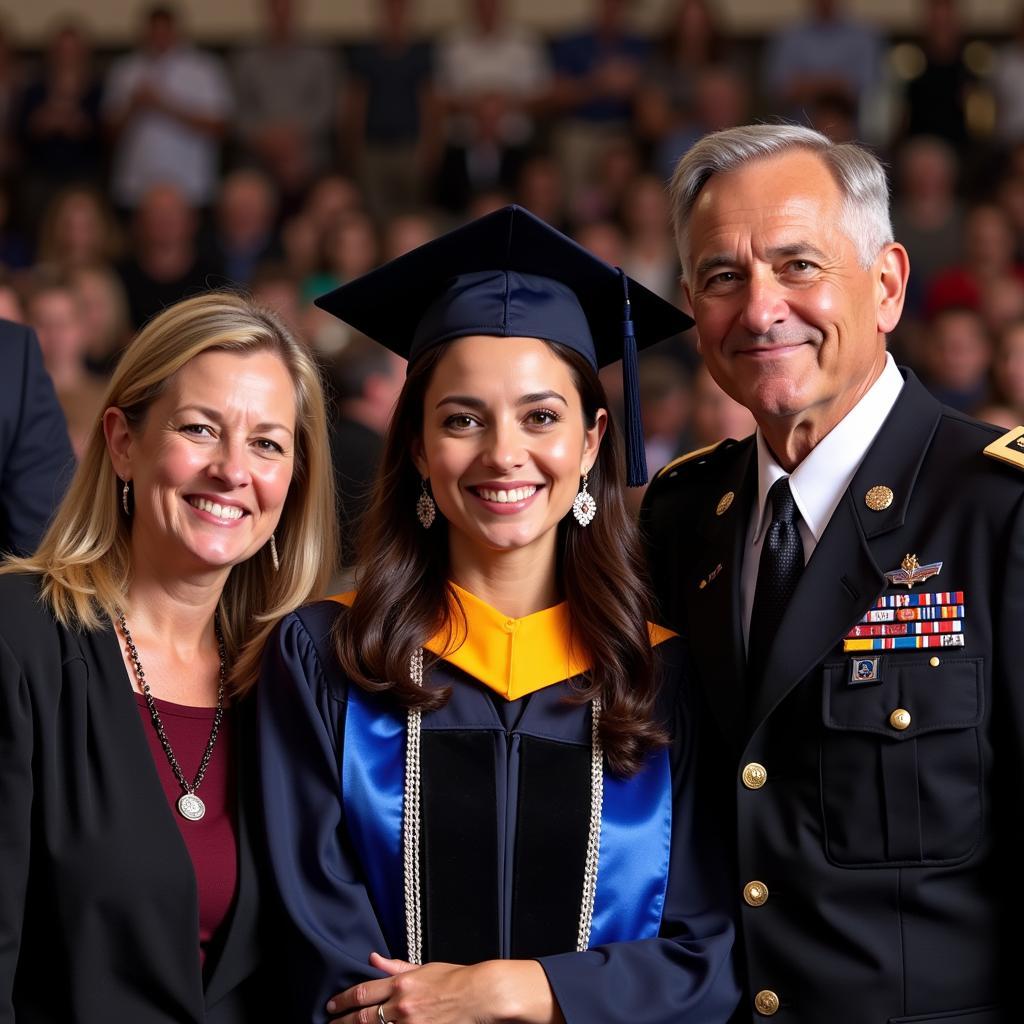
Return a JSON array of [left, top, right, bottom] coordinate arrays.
[[257, 596, 740, 1023]]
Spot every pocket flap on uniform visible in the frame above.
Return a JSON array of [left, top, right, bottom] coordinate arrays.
[[889, 1005, 1002, 1023], [823, 657, 983, 739]]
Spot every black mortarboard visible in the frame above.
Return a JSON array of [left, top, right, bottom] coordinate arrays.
[[314, 205, 692, 485]]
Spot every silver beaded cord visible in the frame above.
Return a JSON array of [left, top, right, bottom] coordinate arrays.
[[403, 649, 424, 965], [576, 697, 603, 951], [401, 649, 604, 961]]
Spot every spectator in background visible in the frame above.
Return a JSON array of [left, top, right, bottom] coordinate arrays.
[[652, 65, 750, 185], [620, 174, 679, 301], [515, 153, 570, 232], [25, 272, 105, 458], [903, 0, 972, 149], [574, 218, 626, 267], [0, 319, 73, 555], [920, 305, 992, 412], [891, 136, 964, 317], [15, 22, 103, 220], [344, 0, 435, 222], [0, 181, 31, 270], [206, 168, 280, 287], [0, 271, 25, 320], [302, 209, 379, 306], [571, 133, 641, 225], [978, 275, 1024, 340], [324, 333, 405, 570], [118, 182, 220, 329], [549, 0, 649, 195], [35, 185, 122, 274], [638, 0, 734, 161], [433, 92, 530, 214], [688, 361, 757, 448], [382, 210, 438, 260], [434, 0, 550, 156], [976, 316, 1024, 427], [762, 0, 881, 136], [232, 0, 338, 188], [992, 6, 1024, 146], [639, 353, 692, 480], [0, 20, 25, 175], [69, 263, 132, 377], [102, 5, 232, 210], [250, 262, 305, 340], [926, 203, 1024, 317]]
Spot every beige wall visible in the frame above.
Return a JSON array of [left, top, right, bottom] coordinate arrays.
[[0, 0, 1018, 46]]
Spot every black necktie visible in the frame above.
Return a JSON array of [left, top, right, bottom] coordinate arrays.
[[747, 476, 804, 687]]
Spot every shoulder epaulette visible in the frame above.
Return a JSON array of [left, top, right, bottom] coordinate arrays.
[[655, 438, 735, 480], [983, 425, 1024, 471]]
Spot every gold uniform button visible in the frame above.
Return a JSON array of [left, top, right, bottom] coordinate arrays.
[[742, 762, 767, 789], [929, 656, 940, 668], [889, 708, 912, 731], [754, 990, 780, 1016], [743, 880, 769, 906]]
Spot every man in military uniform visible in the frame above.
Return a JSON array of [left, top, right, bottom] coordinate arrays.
[[642, 124, 1019, 1023]]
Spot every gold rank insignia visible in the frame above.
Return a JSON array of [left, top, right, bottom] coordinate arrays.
[[983, 425, 1024, 470], [883, 553, 943, 589]]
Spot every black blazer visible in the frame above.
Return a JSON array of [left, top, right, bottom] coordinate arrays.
[[0, 572, 280, 1023], [641, 371, 1020, 1024], [0, 320, 74, 557]]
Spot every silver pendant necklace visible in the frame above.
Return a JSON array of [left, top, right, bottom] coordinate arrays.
[[401, 649, 603, 962], [117, 610, 226, 821]]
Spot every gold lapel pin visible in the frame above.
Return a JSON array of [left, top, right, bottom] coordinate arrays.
[[716, 491, 735, 516], [865, 485, 894, 511]]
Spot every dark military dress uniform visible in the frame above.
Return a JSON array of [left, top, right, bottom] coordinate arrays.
[[641, 369, 1022, 1024]]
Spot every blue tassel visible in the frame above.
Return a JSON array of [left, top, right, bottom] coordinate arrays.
[[617, 270, 647, 487]]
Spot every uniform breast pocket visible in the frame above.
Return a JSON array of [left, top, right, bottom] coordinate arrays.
[[819, 657, 983, 867]]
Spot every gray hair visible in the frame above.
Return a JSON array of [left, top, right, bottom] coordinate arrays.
[[669, 124, 893, 276]]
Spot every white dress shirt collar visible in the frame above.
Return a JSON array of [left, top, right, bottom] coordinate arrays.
[[751, 354, 905, 544]]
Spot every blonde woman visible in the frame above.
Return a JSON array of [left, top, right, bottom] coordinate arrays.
[[0, 291, 335, 1023]]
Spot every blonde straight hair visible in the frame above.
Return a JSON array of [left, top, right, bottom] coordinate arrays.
[[2, 291, 337, 694]]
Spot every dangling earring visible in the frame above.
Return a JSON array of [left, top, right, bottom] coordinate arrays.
[[572, 471, 597, 527], [121, 479, 131, 517], [269, 533, 280, 572], [416, 479, 436, 529]]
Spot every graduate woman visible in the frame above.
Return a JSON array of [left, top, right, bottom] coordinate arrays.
[[258, 207, 739, 1024]]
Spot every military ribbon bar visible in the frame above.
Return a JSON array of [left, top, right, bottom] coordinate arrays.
[[873, 591, 964, 608], [861, 605, 964, 622], [844, 634, 966, 652]]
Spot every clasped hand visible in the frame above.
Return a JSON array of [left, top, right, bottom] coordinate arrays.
[[326, 952, 562, 1024]]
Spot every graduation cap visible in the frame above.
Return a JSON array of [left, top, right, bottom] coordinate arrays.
[[314, 205, 692, 486]]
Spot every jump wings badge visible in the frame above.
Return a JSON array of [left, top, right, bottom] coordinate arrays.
[[884, 553, 942, 589]]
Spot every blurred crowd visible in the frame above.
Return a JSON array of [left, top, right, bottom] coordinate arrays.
[[4, 0, 1024, 550]]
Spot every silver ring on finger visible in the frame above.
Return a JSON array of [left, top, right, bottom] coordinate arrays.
[[377, 1003, 394, 1024]]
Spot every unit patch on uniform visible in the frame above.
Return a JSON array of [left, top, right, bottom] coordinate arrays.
[[850, 656, 882, 684]]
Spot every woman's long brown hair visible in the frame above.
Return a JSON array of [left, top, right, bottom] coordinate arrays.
[[337, 341, 665, 776]]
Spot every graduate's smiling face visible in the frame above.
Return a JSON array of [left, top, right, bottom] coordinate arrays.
[[413, 336, 606, 565]]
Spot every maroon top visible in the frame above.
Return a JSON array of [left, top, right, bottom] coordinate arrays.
[[135, 694, 238, 968]]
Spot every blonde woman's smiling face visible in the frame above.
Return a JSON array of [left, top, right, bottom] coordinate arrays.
[[106, 349, 297, 580]]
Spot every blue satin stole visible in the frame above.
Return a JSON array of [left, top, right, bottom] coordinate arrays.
[[342, 683, 673, 956]]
